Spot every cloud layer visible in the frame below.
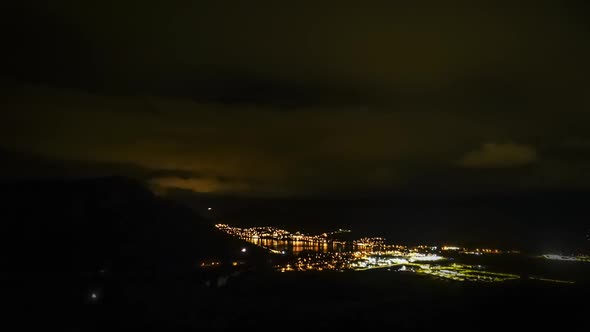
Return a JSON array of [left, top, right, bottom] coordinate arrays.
[[2, 1, 590, 195], [458, 143, 537, 168]]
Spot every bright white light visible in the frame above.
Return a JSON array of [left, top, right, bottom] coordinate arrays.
[[543, 254, 578, 261], [241, 248, 247, 253], [391, 258, 409, 264], [91, 293, 97, 300], [207, 207, 212, 211]]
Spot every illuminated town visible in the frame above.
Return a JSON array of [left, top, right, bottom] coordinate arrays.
[[215, 224, 351, 242], [213, 224, 586, 284]]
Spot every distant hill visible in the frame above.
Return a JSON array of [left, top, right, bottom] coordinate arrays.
[[169, 187, 590, 252]]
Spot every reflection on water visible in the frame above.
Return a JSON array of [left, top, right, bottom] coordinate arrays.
[[246, 238, 350, 255]]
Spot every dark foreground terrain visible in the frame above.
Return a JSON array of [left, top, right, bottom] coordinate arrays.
[[67, 271, 590, 330], [2, 178, 588, 330]]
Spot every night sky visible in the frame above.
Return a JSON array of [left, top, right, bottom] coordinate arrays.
[[2, 1, 590, 197]]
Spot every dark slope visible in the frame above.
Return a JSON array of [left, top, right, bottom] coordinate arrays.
[[0, 177, 266, 329]]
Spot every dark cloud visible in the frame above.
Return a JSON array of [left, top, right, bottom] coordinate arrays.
[[0, 147, 259, 196], [3, 1, 590, 108], [2, 85, 585, 195], [0, 3, 101, 89], [1, 1, 590, 195]]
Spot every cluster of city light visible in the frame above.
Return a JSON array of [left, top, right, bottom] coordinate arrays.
[[278, 252, 352, 272], [417, 263, 520, 282], [442, 246, 505, 255], [200, 260, 222, 268], [463, 249, 502, 255], [353, 237, 386, 247], [275, 249, 446, 272], [217, 224, 515, 260], [274, 252, 522, 283], [200, 260, 246, 268], [215, 224, 293, 240], [350, 251, 445, 270], [542, 254, 590, 262], [414, 245, 438, 251], [213, 223, 588, 284], [215, 223, 348, 242]]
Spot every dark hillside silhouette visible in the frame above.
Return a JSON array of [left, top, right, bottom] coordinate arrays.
[[0, 177, 265, 329]]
